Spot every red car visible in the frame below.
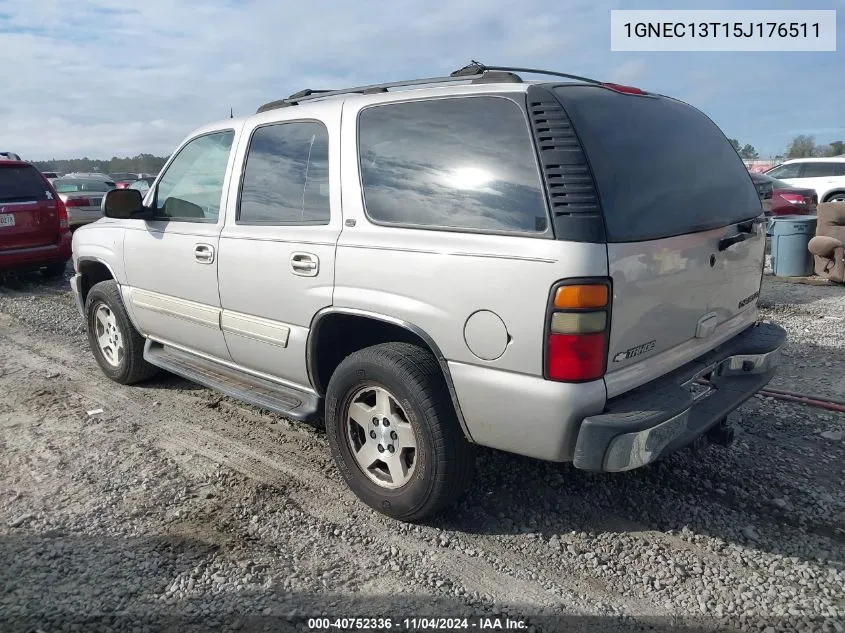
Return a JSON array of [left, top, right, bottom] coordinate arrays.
[[0, 160, 72, 277], [749, 171, 817, 217]]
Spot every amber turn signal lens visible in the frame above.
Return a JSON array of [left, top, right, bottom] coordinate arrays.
[[554, 284, 609, 309]]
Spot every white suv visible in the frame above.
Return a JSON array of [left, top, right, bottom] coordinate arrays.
[[765, 157, 845, 203]]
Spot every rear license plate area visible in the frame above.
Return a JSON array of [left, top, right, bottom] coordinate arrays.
[[684, 370, 715, 402], [0, 214, 15, 227]]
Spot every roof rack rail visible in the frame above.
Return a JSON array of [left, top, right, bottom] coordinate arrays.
[[256, 74, 474, 113], [450, 61, 602, 85], [255, 61, 601, 113]]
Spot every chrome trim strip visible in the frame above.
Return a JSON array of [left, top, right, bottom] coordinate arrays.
[[129, 288, 220, 329], [220, 310, 291, 347]]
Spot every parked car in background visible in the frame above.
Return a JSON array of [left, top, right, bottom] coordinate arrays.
[[40, 171, 61, 180], [108, 172, 140, 189], [0, 152, 23, 161], [0, 159, 71, 276], [52, 177, 115, 228], [764, 157, 845, 203], [749, 172, 818, 216], [128, 177, 153, 196], [65, 172, 117, 185]]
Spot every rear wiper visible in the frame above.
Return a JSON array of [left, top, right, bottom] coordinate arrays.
[[718, 233, 749, 251]]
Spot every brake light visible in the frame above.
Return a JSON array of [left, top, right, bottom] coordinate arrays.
[[546, 281, 611, 382], [57, 198, 69, 230], [601, 82, 645, 95], [64, 197, 91, 207], [779, 193, 804, 204]]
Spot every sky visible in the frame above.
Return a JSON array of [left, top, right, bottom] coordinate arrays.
[[0, 0, 842, 160]]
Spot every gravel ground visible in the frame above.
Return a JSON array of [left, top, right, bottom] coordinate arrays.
[[0, 267, 843, 633]]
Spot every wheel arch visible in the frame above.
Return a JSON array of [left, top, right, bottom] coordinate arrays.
[[76, 257, 117, 305], [822, 189, 845, 202], [307, 308, 473, 441]]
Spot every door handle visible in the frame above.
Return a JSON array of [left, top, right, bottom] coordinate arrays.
[[194, 243, 215, 264], [290, 252, 319, 276]]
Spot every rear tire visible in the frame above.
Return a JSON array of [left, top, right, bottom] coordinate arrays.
[[325, 342, 476, 522], [826, 192, 845, 203], [41, 261, 68, 278], [85, 280, 158, 384]]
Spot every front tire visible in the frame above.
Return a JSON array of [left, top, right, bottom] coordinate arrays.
[[85, 280, 158, 384], [325, 342, 476, 522]]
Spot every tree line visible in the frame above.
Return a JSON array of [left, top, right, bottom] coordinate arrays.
[[729, 137, 844, 161], [31, 153, 168, 176]]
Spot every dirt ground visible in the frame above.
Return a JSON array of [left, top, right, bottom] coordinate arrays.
[[0, 270, 843, 633]]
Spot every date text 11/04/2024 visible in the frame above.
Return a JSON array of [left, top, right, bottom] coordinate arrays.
[[307, 617, 527, 630], [623, 22, 820, 39]]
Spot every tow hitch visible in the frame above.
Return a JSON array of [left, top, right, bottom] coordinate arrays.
[[705, 417, 735, 448]]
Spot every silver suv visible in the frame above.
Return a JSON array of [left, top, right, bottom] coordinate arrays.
[[70, 63, 786, 521]]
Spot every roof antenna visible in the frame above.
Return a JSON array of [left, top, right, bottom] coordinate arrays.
[[229, 107, 233, 119]]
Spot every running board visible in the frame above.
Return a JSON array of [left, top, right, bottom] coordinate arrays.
[[143, 341, 321, 422]]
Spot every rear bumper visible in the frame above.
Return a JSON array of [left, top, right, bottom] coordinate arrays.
[[0, 233, 72, 271], [573, 321, 786, 472], [67, 208, 103, 227]]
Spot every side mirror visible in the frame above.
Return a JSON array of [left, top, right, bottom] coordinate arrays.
[[102, 188, 152, 220]]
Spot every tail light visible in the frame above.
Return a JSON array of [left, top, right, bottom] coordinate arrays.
[[545, 280, 611, 382], [779, 193, 804, 204], [64, 197, 91, 207], [57, 198, 70, 230]]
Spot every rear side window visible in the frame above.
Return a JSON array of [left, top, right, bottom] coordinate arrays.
[[358, 96, 549, 234], [554, 86, 762, 242], [0, 166, 50, 202], [801, 162, 840, 178], [766, 163, 803, 179], [238, 121, 330, 224]]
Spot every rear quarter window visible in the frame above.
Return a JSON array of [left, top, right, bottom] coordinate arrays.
[[554, 85, 762, 242], [358, 96, 550, 235], [0, 166, 50, 202]]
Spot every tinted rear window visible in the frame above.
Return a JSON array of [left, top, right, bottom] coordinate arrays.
[[554, 86, 761, 242], [0, 165, 49, 202], [358, 96, 549, 234]]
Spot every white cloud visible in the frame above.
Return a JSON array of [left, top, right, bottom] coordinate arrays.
[[0, 0, 607, 159], [1, 0, 842, 159]]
